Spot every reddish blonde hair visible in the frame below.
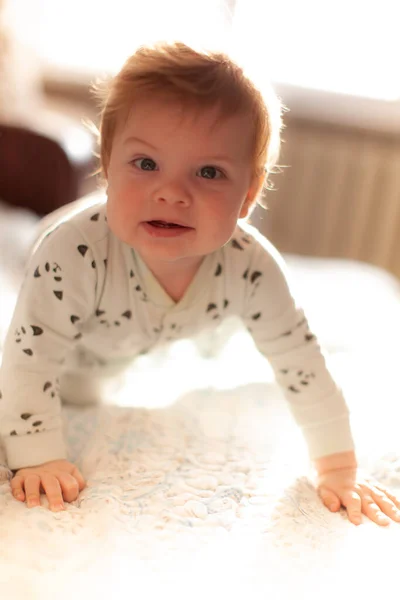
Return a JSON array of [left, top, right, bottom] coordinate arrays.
[[93, 41, 283, 198]]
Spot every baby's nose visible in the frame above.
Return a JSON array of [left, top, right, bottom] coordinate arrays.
[[155, 179, 192, 205]]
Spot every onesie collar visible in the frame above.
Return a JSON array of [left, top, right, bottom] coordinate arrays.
[[130, 249, 218, 311]]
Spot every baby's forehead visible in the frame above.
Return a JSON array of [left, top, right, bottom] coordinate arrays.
[[119, 98, 253, 138], [108, 96, 257, 169]]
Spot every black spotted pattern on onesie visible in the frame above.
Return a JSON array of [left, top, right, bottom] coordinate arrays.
[[276, 316, 318, 394], [279, 316, 316, 344], [243, 267, 263, 333], [205, 300, 230, 322], [34, 260, 63, 300], [9, 409, 47, 437], [200, 262, 230, 322], [70, 314, 83, 340], [9, 376, 58, 437], [230, 234, 252, 252], [279, 368, 316, 394], [243, 267, 262, 301], [14, 324, 44, 356], [128, 267, 148, 302], [94, 308, 134, 328]]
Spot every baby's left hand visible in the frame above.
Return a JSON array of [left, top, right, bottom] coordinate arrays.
[[316, 467, 400, 526]]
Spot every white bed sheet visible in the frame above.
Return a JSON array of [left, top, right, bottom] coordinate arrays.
[[1, 203, 400, 600]]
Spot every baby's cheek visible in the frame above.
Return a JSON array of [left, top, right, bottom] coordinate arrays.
[[213, 209, 241, 243], [105, 194, 128, 233]]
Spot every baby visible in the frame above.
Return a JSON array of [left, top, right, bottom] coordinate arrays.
[[1, 42, 399, 526]]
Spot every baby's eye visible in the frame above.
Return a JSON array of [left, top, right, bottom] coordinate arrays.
[[198, 166, 224, 180], [132, 158, 158, 171]]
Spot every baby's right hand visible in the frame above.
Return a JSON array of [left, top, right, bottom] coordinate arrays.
[[11, 459, 86, 511]]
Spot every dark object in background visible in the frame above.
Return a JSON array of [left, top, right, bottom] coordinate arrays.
[[0, 121, 96, 216]]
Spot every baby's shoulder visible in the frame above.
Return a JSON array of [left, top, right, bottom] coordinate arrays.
[[35, 192, 109, 250], [224, 220, 284, 269], [66, 197, 109, 243], [220, 221, 291, 296]]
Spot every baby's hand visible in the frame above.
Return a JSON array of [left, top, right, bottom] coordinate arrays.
[[317, 467, 400, 526], [11, 459, 86, 512]]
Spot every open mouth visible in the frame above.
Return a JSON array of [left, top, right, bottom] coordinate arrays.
[[142, 220, 194, 237], [147, 220, 189, 229]]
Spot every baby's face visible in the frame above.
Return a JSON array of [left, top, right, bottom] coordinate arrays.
[[106, 98, 258, 274]]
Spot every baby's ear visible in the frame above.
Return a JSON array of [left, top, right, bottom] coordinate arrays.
[[239, 173, 265, 219]]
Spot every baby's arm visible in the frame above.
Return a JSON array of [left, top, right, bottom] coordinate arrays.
[[0, 221, 98, 472], [241, 233, 355, 461], [241, 233, 400, 526]]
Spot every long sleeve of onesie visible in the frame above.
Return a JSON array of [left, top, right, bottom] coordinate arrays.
[[240, 225, 355, 461], [0, 222, 98, 470]]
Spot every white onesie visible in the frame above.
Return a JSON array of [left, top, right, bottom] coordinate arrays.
[[0, 199, 355, 469]]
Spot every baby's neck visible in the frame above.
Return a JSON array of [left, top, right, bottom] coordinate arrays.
[[144, 256, 205, 303]]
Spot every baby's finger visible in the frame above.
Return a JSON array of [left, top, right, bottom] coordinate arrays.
[[57, 472, 81, 504], [340, 491, 362, 525], [374, 485, 400, 509], [318, 487, 341, 512], [370, 487, 400, 523], [70, 465, 86, 491], [360, 492, 390, 526], [24, 474, 42, 508], [40, 474, 65, 511], [10, 474, 26, 502]]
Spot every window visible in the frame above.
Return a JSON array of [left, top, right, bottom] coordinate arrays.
[[232, 0, 399, 101], [6, 0, 400, 100], [8, 0, 234, 78]]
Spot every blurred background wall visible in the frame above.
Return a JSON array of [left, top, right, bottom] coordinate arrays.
[[0, 0, 399, 277]]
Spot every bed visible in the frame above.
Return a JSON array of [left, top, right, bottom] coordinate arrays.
[[1, 196, 400, 598]]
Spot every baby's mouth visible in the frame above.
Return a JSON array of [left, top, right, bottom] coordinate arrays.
[[147, 220, 189, 229]]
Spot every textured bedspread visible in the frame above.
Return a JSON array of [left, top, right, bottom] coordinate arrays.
[[1, 203, 400, 599]]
